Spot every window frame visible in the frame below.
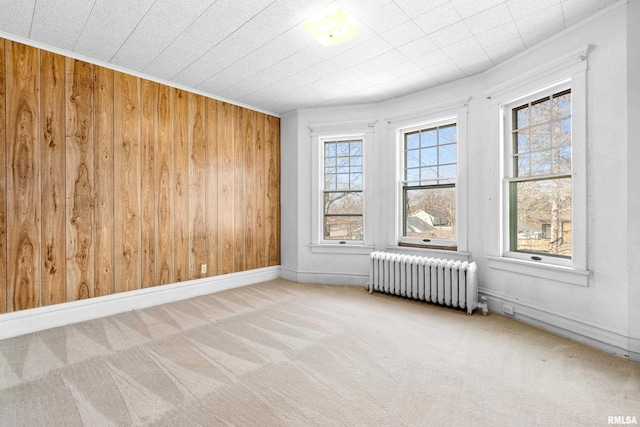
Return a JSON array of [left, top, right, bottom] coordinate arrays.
[[489, 45, 590, 275], [321, 138, 364, 242], [399, 118, 459, 249], [387, 101, 469, 253], [503, 83, 574, 266], [310, 121, 375, 249]]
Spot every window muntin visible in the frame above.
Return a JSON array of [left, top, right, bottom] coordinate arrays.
[[323, 139, 363, 241], [402, 123, 457, 246], [508, 89, 572, 259]]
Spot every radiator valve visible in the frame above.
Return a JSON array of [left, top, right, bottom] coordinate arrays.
[[478, 296, 489, 315]]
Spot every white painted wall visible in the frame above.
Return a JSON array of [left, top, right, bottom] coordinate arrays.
[[280, 2, 638, 359]]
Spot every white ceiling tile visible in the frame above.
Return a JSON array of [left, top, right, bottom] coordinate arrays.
[[339, 0, 391, 17], [442, 37, 483, 59], [484, 37, 526, 64], [450, 0, 506, 19], [387, 60, 423, 78], [0, 0, 35, 38], [397, 36, 439, 59], [141, 0, 274, 80], [411, 49, 450, 69], [110, 0, 215, 71], [413, 2, 462, 35], [424, 60, 465, 84], [30, 0, 94, 50], [452, 50, 494, 75], [73, 0, 156, 62], [360, 49, 408, 71], [380, 21, 425, 47], [398, 69, 439, 89], [428, 21, 473, 48], [464, 3, 513, 35], [197, 26, 312, 93], [506, 0, 560, 20], [561, 0, 618, 28], [357, 1, 411, 34], [474, 21, 520, 48], [393, 0, 449, 17], [515, 4, 565, 48]]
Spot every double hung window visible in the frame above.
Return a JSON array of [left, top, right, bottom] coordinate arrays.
[[400, 121, 457, 248]]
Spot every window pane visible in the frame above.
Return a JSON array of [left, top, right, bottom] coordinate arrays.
[[325, 142, 336, 157], [421, 147, 437, 166], [515, 105, 529, 129], [438, 164, 457, 180], [324, 191, 363, 240], [421, 129, 437, 147], [337, 142, 350, 156], [421, 166, 438, 182], [439, 125, 457, 144], [552, 91, 571, 118], [517, 153, 530, 177], [531, 151, 552, 175], [512, 178, 572, 257], [516, 131, 529, 153], [530, 97, 550, 125], [406, 149, 420, 169], [350, 155, 362, 166], [553, 147, 571, 173], [531, 123, 551, 151], [350, 141, 362, 156], [406, 132, 420, 150], [404, 186, 456, 240], [406, 167, 420, 182], [438, 144, 456, 164], [325, 174, 336, 189], [554, 118, 571, 146], [337, 174, 350, 189]]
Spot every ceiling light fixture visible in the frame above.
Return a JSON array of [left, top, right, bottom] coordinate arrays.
[[303, 4, 359, 47]]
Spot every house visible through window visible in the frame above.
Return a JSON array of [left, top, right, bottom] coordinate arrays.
[[323, 139, 363, 241], [402, 123, 457, 247], [508, 88, 572, 259]]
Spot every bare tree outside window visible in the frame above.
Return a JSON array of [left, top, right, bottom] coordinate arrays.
[[510, 89, 572, 257]]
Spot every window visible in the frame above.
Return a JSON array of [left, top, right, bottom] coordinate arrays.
[[400, 121, 457, 248], [322, 139, 363, 241], [504, 85, 573, 264]]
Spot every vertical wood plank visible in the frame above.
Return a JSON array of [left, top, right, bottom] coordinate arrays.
[[155, 82, 173, 285], [140, 79, 155, 288], [173, 88, 189, 282], [40, 50, 66, 306], [254, 112, 266, 269], [204, 98, 218, 278], [0, 40, 7, 313], [188, 93, 206, 279], [94, 65, 114, 297], [65, 58, 94, 302], [233, 107, 245, 273], [243, 109, 256, 271], [6, 41, 41, 311], [114, 71, 141, 293], [265, 115, 280, 267], [217, 101, 234, 275]]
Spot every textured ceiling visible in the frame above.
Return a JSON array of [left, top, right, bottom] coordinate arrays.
[[0, 0, 619, 115]]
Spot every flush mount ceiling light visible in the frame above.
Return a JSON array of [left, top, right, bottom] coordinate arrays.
[[303, 4, 359, 47]]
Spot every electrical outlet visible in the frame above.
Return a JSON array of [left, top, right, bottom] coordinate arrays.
[[200, 264, 207, 274], [503, 304, 514, 315]]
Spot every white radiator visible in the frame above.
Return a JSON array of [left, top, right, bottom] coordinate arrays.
[[368, 251, 478, 315]]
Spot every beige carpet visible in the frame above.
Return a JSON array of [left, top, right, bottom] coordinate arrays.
[[0, 279, 638, 426]]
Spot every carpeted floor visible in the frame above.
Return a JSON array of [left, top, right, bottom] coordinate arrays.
[[1, 278, 638, 426]]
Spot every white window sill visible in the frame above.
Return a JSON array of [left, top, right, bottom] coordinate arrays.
[[386, 245, 470, 261], [310, 244, 375, 255], [486, 256, 590, 287]]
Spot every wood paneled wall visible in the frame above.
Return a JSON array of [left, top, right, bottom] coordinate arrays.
[[0, 39, 280, 313]]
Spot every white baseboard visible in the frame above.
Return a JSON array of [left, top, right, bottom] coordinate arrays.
[[480, 287, 632, 360], [280, 267, 367, 286], [0, 266, 280, 340]]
